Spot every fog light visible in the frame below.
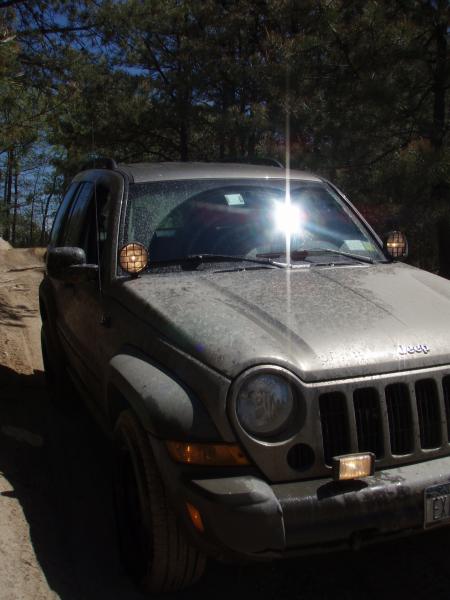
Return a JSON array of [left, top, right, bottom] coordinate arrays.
[[186, 502, 204, 532], [166, 441, 250, 466], [332, 453, 375, 481]]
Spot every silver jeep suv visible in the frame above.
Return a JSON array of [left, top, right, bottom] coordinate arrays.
[[39, 160, 450, 594]]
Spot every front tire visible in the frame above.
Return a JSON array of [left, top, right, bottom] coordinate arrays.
[[113, 410, 206, 594]]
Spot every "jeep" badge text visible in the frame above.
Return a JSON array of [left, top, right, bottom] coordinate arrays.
[[398, 344, 430, 355]]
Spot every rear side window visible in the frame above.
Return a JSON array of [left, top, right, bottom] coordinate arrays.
[[49, 182, 79, 247]]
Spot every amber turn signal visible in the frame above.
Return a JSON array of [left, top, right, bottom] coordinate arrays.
[[186, 502, 205, 532], [332, 453, 375, 481], [119, 242, 148, 275], [166, 441, 250, 466]]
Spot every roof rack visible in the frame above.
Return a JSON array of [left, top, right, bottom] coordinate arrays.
[[81, 157, 118, 171], [217, 157, 284, 168]]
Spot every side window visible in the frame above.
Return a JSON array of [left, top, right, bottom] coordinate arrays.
[[96, 184, 111, 243], [53, 179, 112, 266], [82, 184, 112, 264], [60, 182, 94, 247], [49, 182, 79, 247]]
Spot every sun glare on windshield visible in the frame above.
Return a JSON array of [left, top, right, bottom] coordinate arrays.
[[274, 200, 303, 235]]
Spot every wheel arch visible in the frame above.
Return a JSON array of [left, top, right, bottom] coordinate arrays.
[[107, 348, 219, 440]]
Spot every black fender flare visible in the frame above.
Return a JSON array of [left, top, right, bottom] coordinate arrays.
[[39, 279, 64, 358], [107, 349, 220, 441]]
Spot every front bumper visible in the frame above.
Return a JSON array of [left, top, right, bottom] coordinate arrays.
[[166, 455, 450, 560]]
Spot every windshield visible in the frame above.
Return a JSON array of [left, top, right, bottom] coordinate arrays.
[[121, 179, 385, 268]]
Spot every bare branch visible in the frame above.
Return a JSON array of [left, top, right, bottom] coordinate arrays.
[[0, 0, 28, 8], [18, 25, 93, 37]]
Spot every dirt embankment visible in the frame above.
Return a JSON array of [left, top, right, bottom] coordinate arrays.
[[0, 245, 137, 600], [0, 244, 45, 376], [0, 244, 52, 600], [2, 246, 450, 600]]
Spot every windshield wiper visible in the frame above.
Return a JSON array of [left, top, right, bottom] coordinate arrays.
[[302, 248, 375, 264], [147, 253, 287, 269], [256, 248, 375, 264]]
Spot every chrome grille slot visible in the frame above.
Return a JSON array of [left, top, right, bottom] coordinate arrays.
[[443, 376, 450, 441], [319, 392, 350, 466], [385, 383, 413, 455], [353, 388, 384, 458], [416, 379, 441, 449]]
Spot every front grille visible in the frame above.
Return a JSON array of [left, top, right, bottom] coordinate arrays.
[[235, 366, 450, 483], [319, 392, 351, 465], [416, 379, 441, 449], [319, 374, 450, 469], [353, 388, 384, 457], [386, 383, 414, 455]]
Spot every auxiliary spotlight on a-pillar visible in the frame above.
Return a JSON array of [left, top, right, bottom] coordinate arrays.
[[119, 242, 149, 276]]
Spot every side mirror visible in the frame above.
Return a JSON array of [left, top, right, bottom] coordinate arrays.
[[47, 247, 99, 283], [384, 231, 408, 259]]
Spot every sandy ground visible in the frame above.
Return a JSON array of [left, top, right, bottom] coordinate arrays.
[[3, 245, 450, 599], [0, 244, 52, 600]]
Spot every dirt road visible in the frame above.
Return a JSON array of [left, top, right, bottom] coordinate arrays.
[[2, 245, 450, 600]]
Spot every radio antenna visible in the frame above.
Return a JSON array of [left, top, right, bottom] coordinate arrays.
[[91, 119, 103, 294]]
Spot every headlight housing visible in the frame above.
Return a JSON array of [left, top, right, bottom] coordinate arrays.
[[236, 374, 295, 438]]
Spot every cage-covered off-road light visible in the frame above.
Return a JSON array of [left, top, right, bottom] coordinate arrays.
[[385, 230, 408, 259], [119, 242, 148, 275], [332, 453, 375, 481], [236, 374, 295, 438]]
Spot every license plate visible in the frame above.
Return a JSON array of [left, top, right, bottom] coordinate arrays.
[[424, 482, 450, 527]]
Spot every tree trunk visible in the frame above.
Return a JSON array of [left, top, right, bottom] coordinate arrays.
[[179, 114, 189, 161], [219, 87, 228, 160], [3, 149, 13, 241], [431, 5, 447, 149], [29, 195, 35, 246], [3, 156, 8, 205], [248, 131, 256, 157], [28, 164, 43, 247], [432, 2, 449, 276], [40, 176, 56, 245], [179, 86, 190, 161], [11, 163, 18, 246], [438, 214, 450, 278]]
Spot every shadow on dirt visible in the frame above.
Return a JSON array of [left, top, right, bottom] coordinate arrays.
[[2, 362, 450, 599], [0, 363, 144, 600], [0, 298, 38, 328]]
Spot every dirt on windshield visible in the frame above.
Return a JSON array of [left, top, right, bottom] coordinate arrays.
[[1, 244, 450, 600]]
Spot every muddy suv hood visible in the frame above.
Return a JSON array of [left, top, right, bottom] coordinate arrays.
[[120, 262, 450, 382]]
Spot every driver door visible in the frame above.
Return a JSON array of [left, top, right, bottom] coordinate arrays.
[[54, 181, 105, 401]]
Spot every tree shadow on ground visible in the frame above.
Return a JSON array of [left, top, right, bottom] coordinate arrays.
[[2, 362, 450, 600], [0, 363, 144, 600]]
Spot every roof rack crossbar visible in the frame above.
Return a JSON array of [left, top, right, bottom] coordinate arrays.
[[216, 157, 284, 168], [81, 157, 118, 171]]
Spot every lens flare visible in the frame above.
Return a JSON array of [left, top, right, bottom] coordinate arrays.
[[274, 201, 303, 235]]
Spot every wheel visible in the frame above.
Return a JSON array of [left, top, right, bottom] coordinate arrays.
[[113, 410, 206, 594]]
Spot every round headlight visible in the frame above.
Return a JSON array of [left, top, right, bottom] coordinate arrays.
[[236, 374, 294, 437]]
